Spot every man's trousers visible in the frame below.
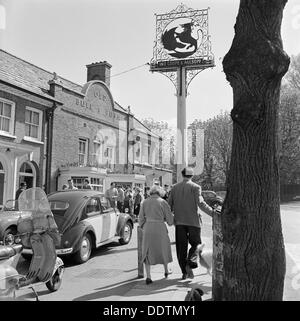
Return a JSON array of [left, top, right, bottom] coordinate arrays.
[[175, 225, 202, 274]]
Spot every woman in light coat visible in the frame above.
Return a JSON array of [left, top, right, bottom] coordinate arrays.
[[138, 185, 174, 284]]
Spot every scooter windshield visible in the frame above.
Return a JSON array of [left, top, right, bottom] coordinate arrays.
[[18, 187, 50, 214], [17, 187, 61, 248]]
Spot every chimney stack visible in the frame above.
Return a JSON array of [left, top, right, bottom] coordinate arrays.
[[86, 61, 112, 87]]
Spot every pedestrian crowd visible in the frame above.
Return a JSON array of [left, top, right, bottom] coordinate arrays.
[[104, 183, 146, 221]]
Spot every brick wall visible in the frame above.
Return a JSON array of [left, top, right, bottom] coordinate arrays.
[[49, 84, 127, 192]]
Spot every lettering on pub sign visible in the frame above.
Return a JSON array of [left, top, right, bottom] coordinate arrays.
[[75, 82, 126, 125]]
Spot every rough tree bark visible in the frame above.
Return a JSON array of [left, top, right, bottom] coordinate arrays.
[[214, 0, 290, 300]]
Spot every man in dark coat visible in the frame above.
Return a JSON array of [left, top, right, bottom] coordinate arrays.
[[168, 167, 216, 280]]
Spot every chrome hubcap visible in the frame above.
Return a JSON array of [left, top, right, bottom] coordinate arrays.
[[80, 237, 91, 260], [4, 234, 15, 245], [123, 225, 131, 242]]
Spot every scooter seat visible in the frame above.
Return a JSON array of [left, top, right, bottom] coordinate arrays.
[[0, 244, 23, 260]]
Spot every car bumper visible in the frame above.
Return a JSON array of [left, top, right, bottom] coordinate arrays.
[[22, 247, 73, 255]]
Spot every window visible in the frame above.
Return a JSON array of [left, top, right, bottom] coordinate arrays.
[[92, 141, 103, 166], [25, 107, 42, 141], [78, 138, 88, 166], [85, 198, 101, 214], [100, 196, 110, 210], [104, 146, 115, 170], [19, 162, 35, 189], [133, 141, 142, 164], [71, 176, 87, 189], [90, 177, 104, 192], [142, 143, 150, 164], [0, 99, 15, 136], [50, 201, 69, 210], [20, 162, 33, 174]]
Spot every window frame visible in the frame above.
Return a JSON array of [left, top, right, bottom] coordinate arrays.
[[82, 197, 101, 219], [134, 141, 142, 164], [78, 138, 88, 166], [24, 106, 43, 142], [0, 98, 15, 137], [104, 145, 115, 170], [92, 140, 103, 166]]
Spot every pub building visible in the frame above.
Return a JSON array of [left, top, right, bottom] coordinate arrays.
[[0, 49, 172, 207]]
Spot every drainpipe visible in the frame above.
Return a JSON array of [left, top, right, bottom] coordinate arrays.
[[45, 103, 56, 194], [126, 106, 130, 174]]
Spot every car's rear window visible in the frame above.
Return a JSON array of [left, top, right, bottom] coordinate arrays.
[[49, 201, 70, 212]]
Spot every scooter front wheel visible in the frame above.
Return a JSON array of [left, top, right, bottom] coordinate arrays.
[[46, 266, 64, 292]]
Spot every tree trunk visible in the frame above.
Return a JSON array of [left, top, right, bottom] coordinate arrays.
[[215, 0, 290, 300]]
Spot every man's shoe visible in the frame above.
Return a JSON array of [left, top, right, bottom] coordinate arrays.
[[186, 265, 194, 279], [182, 273, 187, 280]]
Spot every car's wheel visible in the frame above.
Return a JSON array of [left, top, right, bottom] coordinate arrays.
[[46, 266, 64, 292], [3, 227, 17, 245], [119, 221, 133, 245], [73, 233, 92, 264]]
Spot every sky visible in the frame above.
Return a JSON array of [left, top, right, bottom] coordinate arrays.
[[0, 0, 299, 127]]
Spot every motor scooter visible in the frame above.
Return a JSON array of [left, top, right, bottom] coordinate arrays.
[[0, 187, 64, 301]]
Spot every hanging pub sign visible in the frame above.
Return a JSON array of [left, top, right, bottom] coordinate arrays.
[[150, 4, 214, 72]]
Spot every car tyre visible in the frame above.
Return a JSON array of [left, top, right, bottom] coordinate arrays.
[[3, 227, 17, 245], [46, 266, 64, 292], [119, 221, 133, 245], [73, 233, 92, 264]]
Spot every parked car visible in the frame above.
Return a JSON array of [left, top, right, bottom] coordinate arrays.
[[22, 190, 134, 264], [0, 200, 31, 245], [201, 190, 224, 209]]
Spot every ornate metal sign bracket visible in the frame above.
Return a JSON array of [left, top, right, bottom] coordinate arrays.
[[149, 3, 215, 180]]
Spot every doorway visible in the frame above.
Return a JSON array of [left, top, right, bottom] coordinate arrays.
[[18, 162, 35, 189]]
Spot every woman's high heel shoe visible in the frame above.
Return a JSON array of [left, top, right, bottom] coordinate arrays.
[[146, 278, 153, 285], [164, 270, 173, 278]]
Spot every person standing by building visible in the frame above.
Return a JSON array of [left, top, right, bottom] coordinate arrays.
[[133, 187, 143, 221], [168, 167, 216, 280], [117, 185, 125, 212], [139, 185, 174, 284], [83, 179, 93, 190], [105, 182, 118, 208], [16, 182, 27, 200], [124, 188, 134, 218], [162, 184, 170, 201], [144, 186, 150, 200], [67, 179, 78, 190]]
